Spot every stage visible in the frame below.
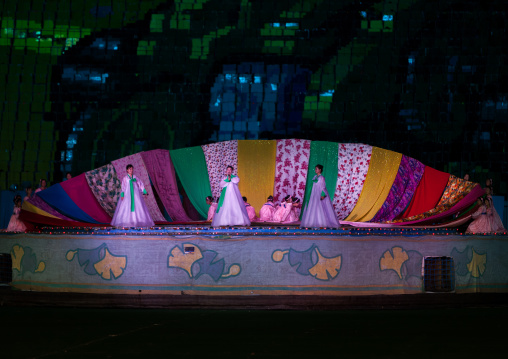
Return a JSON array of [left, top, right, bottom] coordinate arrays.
[[1, 225, 507, 299]]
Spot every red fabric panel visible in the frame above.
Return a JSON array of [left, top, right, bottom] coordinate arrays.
[[141, 149, 191, 222], [399, 166, 450, 219], [60, 173, 112, 223]]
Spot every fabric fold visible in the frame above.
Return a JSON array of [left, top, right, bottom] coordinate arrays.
[[22, 201, 65, 220], [60, 173, 112, 223], [26, 194, 75, 221], [370, 155, 425, 223], [84, 163, 122, 217], [237, 140, 277, 216], [141, 149, 191, 222], [345, 147, 402, 222], [397, 184, 484, 226], [396, 175, 477, 223], [398, 166, 450, 219], [36, 185, 103, 224], [170, 146, 212, 219]]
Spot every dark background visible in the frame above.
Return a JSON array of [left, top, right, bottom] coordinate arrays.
[[0, 0, 506, 195]]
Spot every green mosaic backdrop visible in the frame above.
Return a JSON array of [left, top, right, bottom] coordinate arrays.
[[0, 0, 506, 194]]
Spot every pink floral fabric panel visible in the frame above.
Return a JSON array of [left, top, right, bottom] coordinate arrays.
[[201, 140, 238, 200], [332, 143, 372, 220], [273, 139, 311, 205], [111, 153, 165, 222]]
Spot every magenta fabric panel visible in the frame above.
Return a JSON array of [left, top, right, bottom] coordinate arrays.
[[27, 195, 75, 221], [112, 153, 165, 222], [398, 184, 484, 226], [201, 140, 238, 200], [273, 139, 311, 205], [370, 156, 425, 223], [141, 149, 191, 222], [60, 173, 112, 223]]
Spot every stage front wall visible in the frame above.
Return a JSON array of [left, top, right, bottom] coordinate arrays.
[[0, 234, 506, 296]]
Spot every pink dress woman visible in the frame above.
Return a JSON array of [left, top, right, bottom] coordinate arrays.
[[259, 201, 276, 222], [466, 203, 492, 233], [485, 195, 506, 233], [285, 203, 301, 223], [272, 201, 293, 223], [207, 202, 218, 221], [244, 202, 258, 222], [6, 206, 27, 232], [111, 174, 155, 228]]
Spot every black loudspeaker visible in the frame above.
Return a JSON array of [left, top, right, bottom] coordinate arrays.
[[424, 256, 455, 292], [0, 253, 12, 284]]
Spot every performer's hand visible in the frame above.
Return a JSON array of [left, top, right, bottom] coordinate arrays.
[[320, 195, 325, 200]]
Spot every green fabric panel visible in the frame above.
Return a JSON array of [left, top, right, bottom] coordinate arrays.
[[302, 141, 339, 216], [170, 146, 212, 219]]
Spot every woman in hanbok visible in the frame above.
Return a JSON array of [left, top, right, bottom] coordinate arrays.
[[300, 164, 340, 228], [35, 179, 47, 193], [286, 197, 301, 223], [259, 196, 276, 222], [466, 198, 492, 234], [273, 195, 293, 223], [243, 197, 258, 222], [484, 187, 505, 233], [211, 166, 251, 227], [6, 195, 27, 232], [206, 196, 218, 222], [111, 164, 154, 228], [23, 187, 32, 202]]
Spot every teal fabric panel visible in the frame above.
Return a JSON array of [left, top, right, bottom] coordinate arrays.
[[170, 147, 212, 219]]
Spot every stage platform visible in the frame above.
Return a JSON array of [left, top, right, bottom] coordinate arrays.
[[1, 225, 507, 302]]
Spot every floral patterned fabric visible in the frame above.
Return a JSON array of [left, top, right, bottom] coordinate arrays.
[[273, 139, 311, 205], [370, 155, 425, 223], [332, 143, 372, 220], [202, 140, 238, 200], [396, 175, 477, 223], [85, 164, 122, 217], [112, 153, 165, 222]]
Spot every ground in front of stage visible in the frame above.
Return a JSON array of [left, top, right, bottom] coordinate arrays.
[[2, 304, 506, 358]]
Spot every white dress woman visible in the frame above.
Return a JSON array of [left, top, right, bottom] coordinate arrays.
[[211, 166, 251, 227], [111, 165, 155, 228], [300, 164, 340, 228]]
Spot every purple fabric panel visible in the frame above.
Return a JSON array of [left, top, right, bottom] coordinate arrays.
[[112, 153, 165, 221], [141, 150, 191, 222], [388, 157, 425, 221], [27, 195, 75, 221], [397, 184, 484, 226], [370, 156, 425, 222], [60, 173, 112, 223]]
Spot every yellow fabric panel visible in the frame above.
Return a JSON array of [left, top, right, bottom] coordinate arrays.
[[22, 201, 61, 219], [237, 140, 277, 216], [344, 147, 402, 222]]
